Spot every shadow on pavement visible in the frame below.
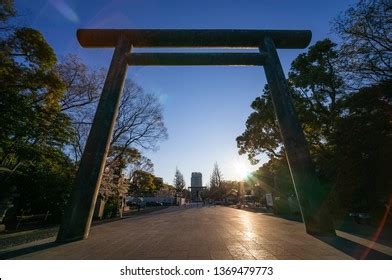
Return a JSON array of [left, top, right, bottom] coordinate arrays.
[[92, 206, 169, 227], [0, 241, 61, 259], [334, 219, 392, 248], [0, 207, 180, 259], [260, 212, 303, 223], [315, 235, 392, 260], [244, 209, 391, 259]]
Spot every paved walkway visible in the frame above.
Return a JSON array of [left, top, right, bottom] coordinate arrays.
[[1, 207, 391, 259]]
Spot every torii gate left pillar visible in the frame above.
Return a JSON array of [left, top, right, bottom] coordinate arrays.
[[57, 35, 131, 242], [57, 29, 335, 243]]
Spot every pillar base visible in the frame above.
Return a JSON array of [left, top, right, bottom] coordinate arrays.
[[305, 219, 336, 237], [56, 234, 86, 244]]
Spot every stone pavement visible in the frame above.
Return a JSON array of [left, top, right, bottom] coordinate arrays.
[[1, 206, 391, 260]]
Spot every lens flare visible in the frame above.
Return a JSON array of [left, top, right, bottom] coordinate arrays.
[[49, 0, 79, 23]]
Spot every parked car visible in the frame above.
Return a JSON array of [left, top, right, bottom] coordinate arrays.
[[145, 201, 163, 207], [126, 198, 144, 208]]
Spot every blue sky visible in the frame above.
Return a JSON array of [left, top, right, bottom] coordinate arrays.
[[16, 0, 356, 185]]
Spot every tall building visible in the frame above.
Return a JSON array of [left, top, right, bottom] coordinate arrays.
[[189, 172, 206, 202], [191, 172, 202, 187]]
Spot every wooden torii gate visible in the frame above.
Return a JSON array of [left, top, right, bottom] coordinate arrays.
[[57, 29, 335, 242]]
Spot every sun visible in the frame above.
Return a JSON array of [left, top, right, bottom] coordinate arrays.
[[234, 160, 251, 180]]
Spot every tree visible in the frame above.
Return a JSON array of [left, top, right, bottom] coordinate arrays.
[[56, 54, 105, 162], [210, 162, 223, 189], [108, 80, 168, 169], [220, 180, 243, 202], [249, 158, 295, 199], [209, 162, 224, 200], [58, 54, 105, 113], [57, 56, 166, 196], [113, 81, 168, 151], [129, 170, 156, 196], [57, 55, 168, 164], [237, 39, 345, 164], [237, 40, 344, 206], [288, 39, 347, 183], [236, 86, 283, 163], [237, 37, 392, 221], [155, 183, 176, 197], [99, 147, 139, 200], [56, 55, 167, 214], [7, 148, 75, 223], [0, 27, 71, 151], [330, 81, 392, 217], [129, 154, 154, 175], [333, 0, 392, 86], [0, 0, 15, 28], [0, 2, 74, 223], [153, 176, 164, 191], [173, 168, 186, 194], [289, 39, 345, 136]]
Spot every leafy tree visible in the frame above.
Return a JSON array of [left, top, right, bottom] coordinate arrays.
[[237, 39, 345, 164], [0, 0, 15, 27], [153, 176, 164, 191], [173, 168, 186, 194], [219, 180, 244, 202], [129, 170, 156, 196], [156, 183, 176, 197], [237, 39, 345, 166], [289, 39, 345, 139], [0, 27, 71, 151], [0, 2, 167, 223], [333, 0, 392, 85], [0, 2, 74, 223], [249, 158, 294, 198], [236, 86, 283, 163], [288, 39, 347, 185], [238, 36, 392, 221], [330, 81, 392, 217], [5, 147, 74, 224]]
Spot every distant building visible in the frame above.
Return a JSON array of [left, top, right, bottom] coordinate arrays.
[[191, 172, 202, 187], [188, 172, 206, 202]]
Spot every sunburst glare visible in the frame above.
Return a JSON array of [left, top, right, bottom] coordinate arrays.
[[233, 159, 252, 180], [49, 0, 79, 23]]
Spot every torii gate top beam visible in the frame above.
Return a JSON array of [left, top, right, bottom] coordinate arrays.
[[77, 29, 311, 49]]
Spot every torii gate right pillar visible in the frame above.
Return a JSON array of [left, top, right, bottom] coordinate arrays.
[[261, 37, 335, 235]]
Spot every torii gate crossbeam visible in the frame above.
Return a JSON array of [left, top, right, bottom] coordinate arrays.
[[57, 29, 335, 243]]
